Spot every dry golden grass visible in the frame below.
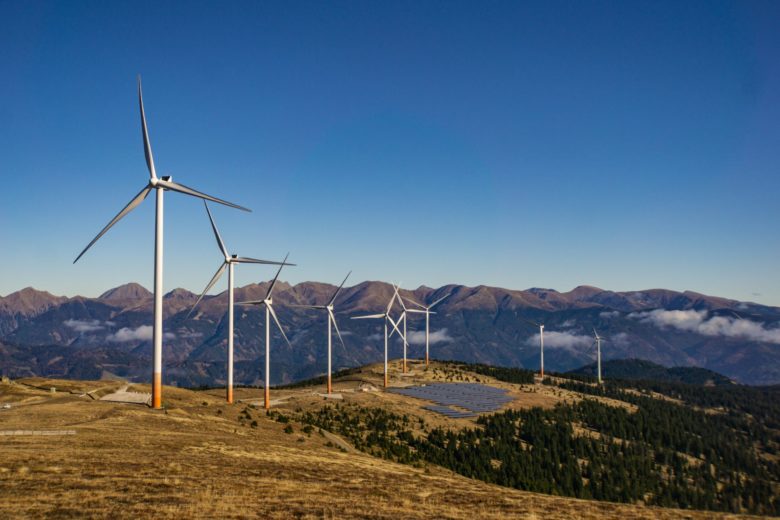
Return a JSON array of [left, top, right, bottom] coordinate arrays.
[[0, 364, 761, 519]]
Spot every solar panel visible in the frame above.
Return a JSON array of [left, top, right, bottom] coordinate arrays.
[[390, 383, 512, 418]]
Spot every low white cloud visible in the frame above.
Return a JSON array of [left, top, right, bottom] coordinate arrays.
[[64, 319, 104, 333], [560, 319, 576, 328], [107, 325, 175, 343], [611, 332, 630, 347], [526, 331, 592, 351], [599, 311, 620, 320], [407, 328, 452, 345], [176, 329, 204, 339], [628, 309, 780, 344]]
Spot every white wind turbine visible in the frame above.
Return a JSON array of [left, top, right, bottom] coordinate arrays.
[[592, 328, 606, 384], [187, 201, 291, 404], [237, 255, 293, 410], [351, 284, 405, 387], [403, 293, 451, 367], [524, 319, 545, 379], [292, 272, 351, 394], [74, 77, 250, 409], [392, 286, 411, 373]]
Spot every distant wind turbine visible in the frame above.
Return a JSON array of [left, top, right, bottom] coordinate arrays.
[[351, 284, 405, 387], [74, 77, 250, 409], [291, 272, 351, 394], [187, 201, 291, 404], [592, 328, 607, 384], [403, 293, 451, 367], [237, 255, 293, 410], [525, 319, 545, 379]]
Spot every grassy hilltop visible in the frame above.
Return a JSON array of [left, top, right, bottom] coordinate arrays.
[[0, 360, 775, 518]]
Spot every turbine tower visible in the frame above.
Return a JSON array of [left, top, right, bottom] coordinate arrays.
[[352, 284, 405, 387], [187, 202, 291, 404], [592, 328, 606, 384], [74, 77, 250, 409], [292, 272, 351, 394], [403, 293, 451, 367], [525, 319, 545, 379], [237, 255, 293, 410], [393, 286, 410, 373]]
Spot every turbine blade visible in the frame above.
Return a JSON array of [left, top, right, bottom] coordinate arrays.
[[268, 304, 291, 348], [288, 304, 326, 310], [203, 201, 228, 258], [387, 314, 404, 339], [351, 313, 385, 320], [186, 262, 227, 319], [138, 76, 156, 180], [266, 253, 289, 299], [236, 299, 264, 306], [234, 256, 293, 266], [403, 296, 425, 309], [329, 308, 346, 350], [74, 185, 152, 263], [386, 284, 401, 314], [405, 309, 427, 314], [328, 271, 351, 307], [156, 179, 250, 212], [395, 286, 407, 311], [524, 318, 540, 327], [429, 293, 451, 309]]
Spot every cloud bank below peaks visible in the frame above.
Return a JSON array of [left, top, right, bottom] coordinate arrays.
[[628, 309, 780, 344]]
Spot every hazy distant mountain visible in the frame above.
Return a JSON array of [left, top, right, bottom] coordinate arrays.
[[98, 283, 152, 301], [0, 287, 69, 336], [1, 282, 779, 386]]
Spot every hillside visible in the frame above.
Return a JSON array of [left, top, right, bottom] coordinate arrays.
[[568, 359, 735, 385], [2, 282, 780, 386], [0, 361, 776, 517]]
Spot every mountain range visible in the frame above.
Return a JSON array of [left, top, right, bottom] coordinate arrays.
[[1, 282, 779, 385]]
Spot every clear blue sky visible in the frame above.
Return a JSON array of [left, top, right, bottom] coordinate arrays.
[[2, 1, 779, 304]]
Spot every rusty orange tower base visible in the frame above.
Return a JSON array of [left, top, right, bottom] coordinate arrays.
[[152, 373, 162, 409]]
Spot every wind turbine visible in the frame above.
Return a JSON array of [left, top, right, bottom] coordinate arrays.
[[74, 77, 250, 409], [351, 284, 405, 387], [592, 328, 606, 384], [393, 286, 410, 373], [291, 272, 351, 394], [403, 292, 451, 367], [187, 201, 291, 404], [525, 319, 545, 379], [237, 255, 293, 410]]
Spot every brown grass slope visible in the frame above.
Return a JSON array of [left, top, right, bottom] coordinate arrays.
[[0, 366, 761, 520]]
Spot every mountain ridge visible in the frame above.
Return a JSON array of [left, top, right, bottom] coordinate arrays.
[[2, 281, 779, 386]]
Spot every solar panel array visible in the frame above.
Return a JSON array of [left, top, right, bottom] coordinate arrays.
[[390, 383, 512, 418]]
